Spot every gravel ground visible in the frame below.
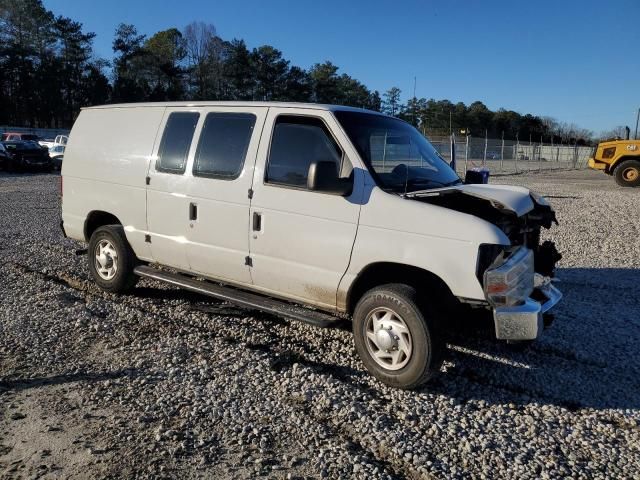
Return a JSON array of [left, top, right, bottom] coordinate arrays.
[[1, 169, 639, 479]]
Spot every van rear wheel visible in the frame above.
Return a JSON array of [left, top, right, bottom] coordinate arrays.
[[353, 284, 444, 389], [614, 159, 640, 187], [88, 225, 138, 293]]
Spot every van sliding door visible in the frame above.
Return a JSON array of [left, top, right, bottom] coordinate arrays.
[[146, 109, 199, 270], [184, 107, 267, 286]]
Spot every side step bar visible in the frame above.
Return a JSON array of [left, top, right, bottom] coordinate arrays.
[[133, 265, 341, 328]]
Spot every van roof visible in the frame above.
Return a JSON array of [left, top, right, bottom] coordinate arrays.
[[82, 101, 386, 116]]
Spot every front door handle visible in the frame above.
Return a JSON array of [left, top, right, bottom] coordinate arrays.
[[189, 202, 198, 221], [252, 212, 262, 231]]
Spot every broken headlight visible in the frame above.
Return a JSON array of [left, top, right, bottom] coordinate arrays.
[[483, 247, 534, 306]]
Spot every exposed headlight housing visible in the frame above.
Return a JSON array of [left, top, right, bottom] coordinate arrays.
[[483, 247, 534, 306], [476, 243, 506, 282]]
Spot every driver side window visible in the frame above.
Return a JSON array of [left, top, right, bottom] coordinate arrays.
[[265, 115, 346, 188]]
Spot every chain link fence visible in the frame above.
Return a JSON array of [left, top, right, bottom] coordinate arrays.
[[1, 126, 594, 177], [429, 135, 593, 176]]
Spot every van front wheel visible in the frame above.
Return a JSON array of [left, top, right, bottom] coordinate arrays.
[[353, 284, 444, 389], [88, 225, 138, 293]]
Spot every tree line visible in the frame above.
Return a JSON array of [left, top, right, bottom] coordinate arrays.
[[0, 0, 593, 144]]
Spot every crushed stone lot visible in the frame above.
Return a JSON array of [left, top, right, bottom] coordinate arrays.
[[1, 169, 639, 479]]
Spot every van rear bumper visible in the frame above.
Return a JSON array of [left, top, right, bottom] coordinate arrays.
[[493, 282, 562, 340]]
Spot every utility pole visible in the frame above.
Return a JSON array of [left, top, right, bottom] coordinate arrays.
[[635, 107, 639, 140]]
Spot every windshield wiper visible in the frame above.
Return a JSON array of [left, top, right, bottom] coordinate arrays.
[[402, 180, 462, 198]]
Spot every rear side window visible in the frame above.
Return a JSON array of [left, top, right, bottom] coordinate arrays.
[[193, 113, 256, 179], [156, 112, 199, 173], [266, 116, 342, 188]]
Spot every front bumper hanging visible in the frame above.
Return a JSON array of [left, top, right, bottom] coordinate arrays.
[[493, 277, 562, 341]]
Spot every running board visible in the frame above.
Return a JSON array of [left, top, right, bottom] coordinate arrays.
[[133, 265, 341, 328]]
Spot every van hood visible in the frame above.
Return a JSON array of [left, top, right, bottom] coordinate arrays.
[[405, 183, 535, 216]]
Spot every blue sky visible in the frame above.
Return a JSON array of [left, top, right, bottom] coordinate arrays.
[[44, 0, 639, 134]]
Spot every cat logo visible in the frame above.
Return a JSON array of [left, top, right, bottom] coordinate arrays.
[[627, 144, 638, 151]]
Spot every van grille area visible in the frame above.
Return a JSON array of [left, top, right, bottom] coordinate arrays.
[[502, 206, 560, 277]]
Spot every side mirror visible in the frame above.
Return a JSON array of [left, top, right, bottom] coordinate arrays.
[[307, 161, 352, 196]]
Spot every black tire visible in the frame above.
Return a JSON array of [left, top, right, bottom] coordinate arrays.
[[614, 159, 640, 187], [88, 225, 138, 293], [352, 284, 444, 389]]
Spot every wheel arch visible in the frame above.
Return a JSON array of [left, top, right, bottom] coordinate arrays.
[[609, 155, 640, 174], [84, 211, 123, 242], [345, 262, 458, 316]]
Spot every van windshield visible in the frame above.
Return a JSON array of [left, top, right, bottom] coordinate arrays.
[[334, 111, 461, 193]]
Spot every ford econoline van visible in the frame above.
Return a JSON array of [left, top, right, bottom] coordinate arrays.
[[61, 102, 562, 388]]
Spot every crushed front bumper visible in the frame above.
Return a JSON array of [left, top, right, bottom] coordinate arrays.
[[493, 280, 562, 340]]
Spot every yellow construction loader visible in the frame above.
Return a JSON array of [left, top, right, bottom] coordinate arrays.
[[589, 130, 640, 187]]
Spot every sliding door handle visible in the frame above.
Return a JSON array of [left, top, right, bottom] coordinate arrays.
[[189, 202, 198, 221], [252, 212, 262, 231]]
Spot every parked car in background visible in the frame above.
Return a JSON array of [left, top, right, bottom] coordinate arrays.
[[1, 140, 52, 172], [39, 134, 69, 150], [49, 144, 65, 170], [1, 132, 40, 142], [0, 142, 11, 168]]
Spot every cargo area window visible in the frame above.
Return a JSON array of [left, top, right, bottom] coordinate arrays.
[[193, 112, 256, 180], [265, 115, 344, 188], [156, 112, 200, 173]]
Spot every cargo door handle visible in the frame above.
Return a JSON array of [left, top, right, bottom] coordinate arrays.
[[252, 212, 262, 231], [189, 203, 198, 221]]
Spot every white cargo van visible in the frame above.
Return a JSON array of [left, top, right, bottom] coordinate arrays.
[[61, 102, 562, 388]]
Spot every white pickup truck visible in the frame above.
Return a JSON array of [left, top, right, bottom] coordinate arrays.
[[60, 102, 562, 388], [39, 134, 68, 150]]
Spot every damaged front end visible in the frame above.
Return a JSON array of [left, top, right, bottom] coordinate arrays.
[[408, 185, 562, 278], [407, 185, 563, 340]]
